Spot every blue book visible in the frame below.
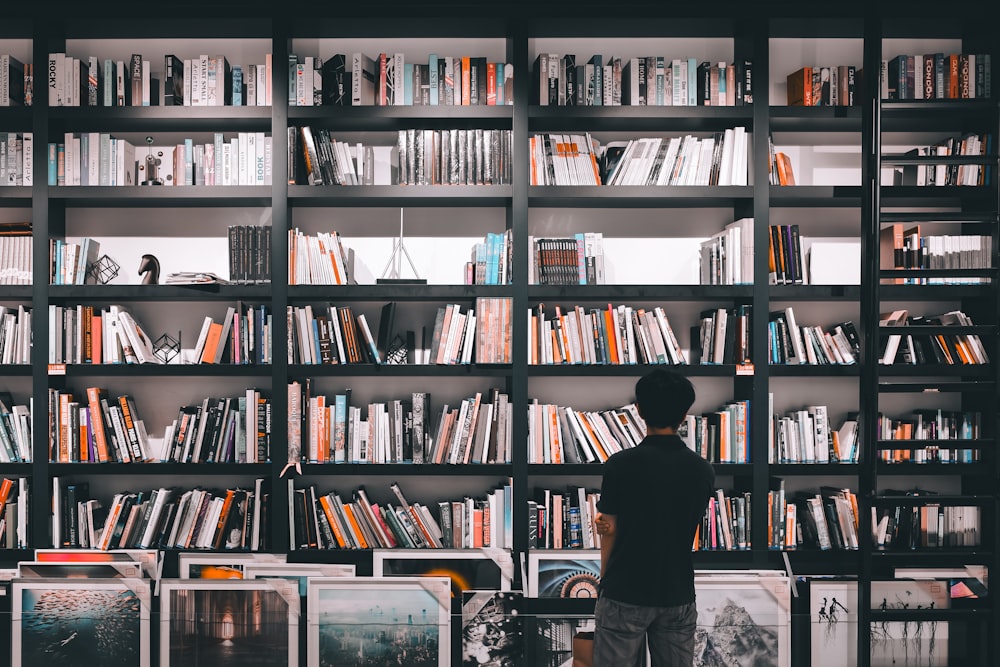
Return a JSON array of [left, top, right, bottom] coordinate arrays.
[[428, 54, 439, 105], [184, 138, 193, 185], [495, 63, 504, 105], [232, 66, 243, 105], [333, 394, 347, 462], [311, 319, 322, 365], [688, 57, 697, 106], [403, 63, 414, 105], [47, 143, 57, 185], [574, 232, 587, 284]]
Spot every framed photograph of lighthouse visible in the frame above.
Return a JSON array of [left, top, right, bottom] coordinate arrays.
[[307, 576, 452, 667], [11, 577, 152, 667], [159, 578, 300, 667]]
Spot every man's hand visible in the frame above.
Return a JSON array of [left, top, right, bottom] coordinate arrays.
[[595, 512, 616, 537]]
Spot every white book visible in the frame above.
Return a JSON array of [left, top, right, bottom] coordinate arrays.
[[142, 60, 150, 106]]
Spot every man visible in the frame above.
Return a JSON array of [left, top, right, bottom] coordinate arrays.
[[593, 369, 715, 666]]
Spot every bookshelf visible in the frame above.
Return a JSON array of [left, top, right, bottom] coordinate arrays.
[[0, 5, 997, 666]]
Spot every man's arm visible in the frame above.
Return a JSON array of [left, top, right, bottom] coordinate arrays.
[[595, 513, 617, 578]]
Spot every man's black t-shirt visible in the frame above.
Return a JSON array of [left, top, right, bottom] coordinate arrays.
[[597, 434, 715, 607]]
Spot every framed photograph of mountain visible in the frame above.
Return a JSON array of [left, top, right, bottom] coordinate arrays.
[[693, 573, 791, 667], [809, 579, 859, 667], [373, 548, 512, 597], [159, 578, 299, 667], [11, 577, 152, 667], [526, 550, 600, 598], [462, 590, 524, 667], [307, 576, 451, 667]]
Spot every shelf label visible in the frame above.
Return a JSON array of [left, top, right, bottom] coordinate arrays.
[[736, 363, 755, 376], [48, 364, 66, 376]]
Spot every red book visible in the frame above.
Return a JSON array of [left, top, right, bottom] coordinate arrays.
[[378, 53, 388, 106], [486, 62, 497, 105]]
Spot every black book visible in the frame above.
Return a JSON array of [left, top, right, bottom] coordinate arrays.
[[377, 302, 397, 361], [321, 54, 350, 105], [165, 55, 184, 105], [128, 54, 142, 107], [563, 55, 577, 105]]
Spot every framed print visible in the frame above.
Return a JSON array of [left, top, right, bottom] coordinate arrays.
[[242, 563, 356, 596], [34, 549, 161, 579], [17, 561, 144, 579], [374, 548, 512, 597], [693, 573, 791, 667], [526, 550, 600, 598], [462, 590, 524, 667], [177, 552, 286, 579], [528, 616, 594, 667], [160, 578, 299, 667], [308, 576, 451, 667], [810, 579, 859, 667], [870, 580, 949, 667], [11, 577, 151, 667]]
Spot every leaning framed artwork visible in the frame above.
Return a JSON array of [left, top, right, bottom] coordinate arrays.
[[373, 547, 512, 596], [159, 578, 300, 667], [176, 552, 286, 579], [693, 572, 791, 667], [11, 577, 152, 667], [242, 562, 356, 596], [307, 575, 451, 667], [809, 579, 859, 667], [526, 550, 601, 599], [869, 579, 949, 667]]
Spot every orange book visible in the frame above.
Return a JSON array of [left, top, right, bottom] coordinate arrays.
[[341, 503, 369, 549], [486, 62, 497, 105], [576, 411, 609, 461], [407, 506, 437, 547], [461, 56, 472, 105], [318, 495, 347, 548], [79, 412, 89, 462], [0, 478, 14, 517], [604, 305, 620, 364], [548, 404, 562, 464], [786, 66, 813, 106], [948, 54, 959, 99], [472, 507, 484, 548], [91, 314, 102, 364], [212, 490, 236, 550], [200, 322, 224, 364], [777, 152, 796, 185]]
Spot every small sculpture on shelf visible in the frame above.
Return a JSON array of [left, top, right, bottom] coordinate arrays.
[[384, 334, 409, 365], [153, 332, 181, 364], [138, 254, 160, 285], [140, 136, 164, 186], [86, 254, 121, 285]]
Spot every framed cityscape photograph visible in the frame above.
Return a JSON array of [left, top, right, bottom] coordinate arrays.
[[159, 578, 300, 667], [242, 562, 356, 596], [11, 577, 152, 667], [307, 576, 451, 667], [693, 573, 791, 667], [177, 552, 286, 579], [526, 550, 601, 598], [373, 548, 512, 597]]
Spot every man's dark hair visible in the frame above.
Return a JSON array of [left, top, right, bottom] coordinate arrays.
[[635, 369, 695, 429]]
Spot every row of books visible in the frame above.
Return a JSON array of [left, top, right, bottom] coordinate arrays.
[[0, 55, 31, 106], [696, 305, 752, 365], [0, 132, 32, 185], [46, 52, 272, 107], [49, 132, 274, 187], [874, 497, 981, 549], [767, 223, 803, 284], [528, 486, 601, 550], [49, 388, 152, 463], [882, 52, 991, 101], [157, 391, 271, 464], [291, 480, 513, 550], [877, 410, 981, 464], [879, 309, 989, 365], [397, 129, 513, 186], [783, 486, 860, 551], [0, 395, 32, 463], [288, 229, 354, 285], [880, 227, 992, 284], [291, 53, 513, 107], [227, 224, 272, 284], [294, 126, 392, 186], [896, 132, 994, 187], [0, 231, 31, 285], [527, 401, 645, 465], [424, 390, 512, 465], [699, 217, 753, 285], [695, 490, 751, 551], [532, 54, 752, 106], [48, 303, 161, 365], [53, 478, 269, 551], [467, 230, 513, 286], [0, 477, 29, 549], [769, 404, 859, 464], [606, 129, 749, 186], [767, 308, 860, 365], [785, 65, 858, 106], [193, 303, 272, 365], [0, 305, 30, 365], [528, 303, 687, 366], [678, 400, 751, 464], [289, 304, 382, 365], [528, 233, 606, 286], [49, 237, 101, 285]]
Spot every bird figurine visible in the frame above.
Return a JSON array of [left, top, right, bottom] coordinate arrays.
[[138, 254, 160, 285]]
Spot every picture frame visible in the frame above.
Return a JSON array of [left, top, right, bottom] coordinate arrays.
[[869, 579, 949, 667], [526, 550, 600, 598], [17, 560, 144, 579], [373, 548, 512, 596], [462, 590, 524, 667], [177, 552, 286, 579], [159, 578, 300, 667], [693, 573, 791, 667], [307, 575, 452, 667], [809, 579, 859, 667], [528, 615, 595, 667], [11, 577, 152, 667], [33, 548, 162, 579], [242, 562, 356, 596]]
